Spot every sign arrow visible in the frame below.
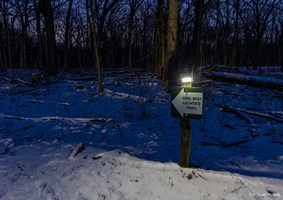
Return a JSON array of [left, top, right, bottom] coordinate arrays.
[[171, 87, 203, 118]]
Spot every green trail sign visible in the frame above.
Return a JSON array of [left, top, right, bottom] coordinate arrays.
[[171, 87, 203, 119]]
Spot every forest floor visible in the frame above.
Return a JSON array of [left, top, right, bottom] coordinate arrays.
[[0, 67, 283, 200]]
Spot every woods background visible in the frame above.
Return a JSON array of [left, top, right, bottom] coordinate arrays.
[[0, 0, 283, 75]]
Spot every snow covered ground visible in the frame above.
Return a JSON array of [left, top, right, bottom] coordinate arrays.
[[0, 69, 282, 200]]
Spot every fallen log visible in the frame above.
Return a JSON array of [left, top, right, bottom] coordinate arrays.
[[216, 104, 283, 123], [206, 72, 283, 90]]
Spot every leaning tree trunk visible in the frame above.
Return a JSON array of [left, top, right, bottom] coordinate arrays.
[[163, 0, 178, 91]]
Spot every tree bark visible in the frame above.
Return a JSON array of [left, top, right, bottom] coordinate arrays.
[[86, 0, 94, 65], [191, 0, 205, 67], [18, 0, 29, 68], [231, 0, 239, 68], [214, 0, 220, 65], [2, 1, 13, 72], [163, 0, 178, 91], [180, 117, 192, 168], [90, 0, 104, 92], [127, 0, 144, 69], [156, 0, 165, 78], [127, 7, 134, 68], [40, 0, 57, 75], [33, 0, 43, 69], [140, 2, 150, 67], [280, 23, 283, 72], [222, 0, 230, 66], [64, 0, 74, 72], [250, 0, 280, 65], [0, 22, 4, 69]]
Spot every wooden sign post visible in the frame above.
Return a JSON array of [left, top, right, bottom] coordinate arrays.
[[171, 81, 203, 168], [180, 115, 192, 168]]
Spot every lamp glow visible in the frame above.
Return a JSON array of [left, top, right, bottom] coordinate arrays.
[[181, 77, 193, 83]]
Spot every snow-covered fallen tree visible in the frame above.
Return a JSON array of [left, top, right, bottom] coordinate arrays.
[[206, 72, 283, 90]]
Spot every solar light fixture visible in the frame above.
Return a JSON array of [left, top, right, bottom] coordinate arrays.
[[181, 76, 193, 83], [181, 72, 193, 87]]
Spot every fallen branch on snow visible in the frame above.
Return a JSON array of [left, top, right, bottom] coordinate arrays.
[[69, 143, 85, 159], [0, 77, 9, 82], [0, 114, 125, 146], [216, 104, 283, 123], [206, 72, 283, 90], [201, 139, 249, 147], [10, 78, 32, 86]]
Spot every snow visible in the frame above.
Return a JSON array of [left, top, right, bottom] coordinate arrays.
[[211, 71, 283, 87], [238, 66, 281, 74], [0, 69, 283, 199]]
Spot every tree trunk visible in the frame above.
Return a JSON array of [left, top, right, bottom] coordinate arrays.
[[156, 0, 165, 78], [33, 0, 43, 69], [127, 11, 134, 69], [20, 9, 28, 68], [231, 0, 239, 68], [280, 23, 283, 72], [86, 0, 94, 65], [163, 0, 178, 91], [141, 3, 150, 66], [222, 0, 230, 66], [214, 0, 220, 65], [2, 1, 13, 72], [191, 0, 204, 67], [40, 0, 57, 75], [127, 0, 144, 69], [180, 117, 192, 168], [90, 0, 104, 92], [0, 22, 4, 69], [64, 0, 74, 72], [10, 17, 16, 68]]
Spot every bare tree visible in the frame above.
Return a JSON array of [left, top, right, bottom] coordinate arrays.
[[218, 0, 232, 66], [231, 0, 240, 68], [0, 0, 13, 71], [0, 0, 282, 74], [244, 0, 281, 65], [127, 0, 144, 68], [191, 0, 205, 67], [280, 21, 283, 71], [154, 0, 165, 78], [11, 0, 33, 68], [64, 0, 74, 72], [90, 0, 103, 92], [0, 20, 4, 69], [39, 0, 57, 75], [32, 0, 43, 68], [163, 0, 178, 91], [140, 1, 154, 60]]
